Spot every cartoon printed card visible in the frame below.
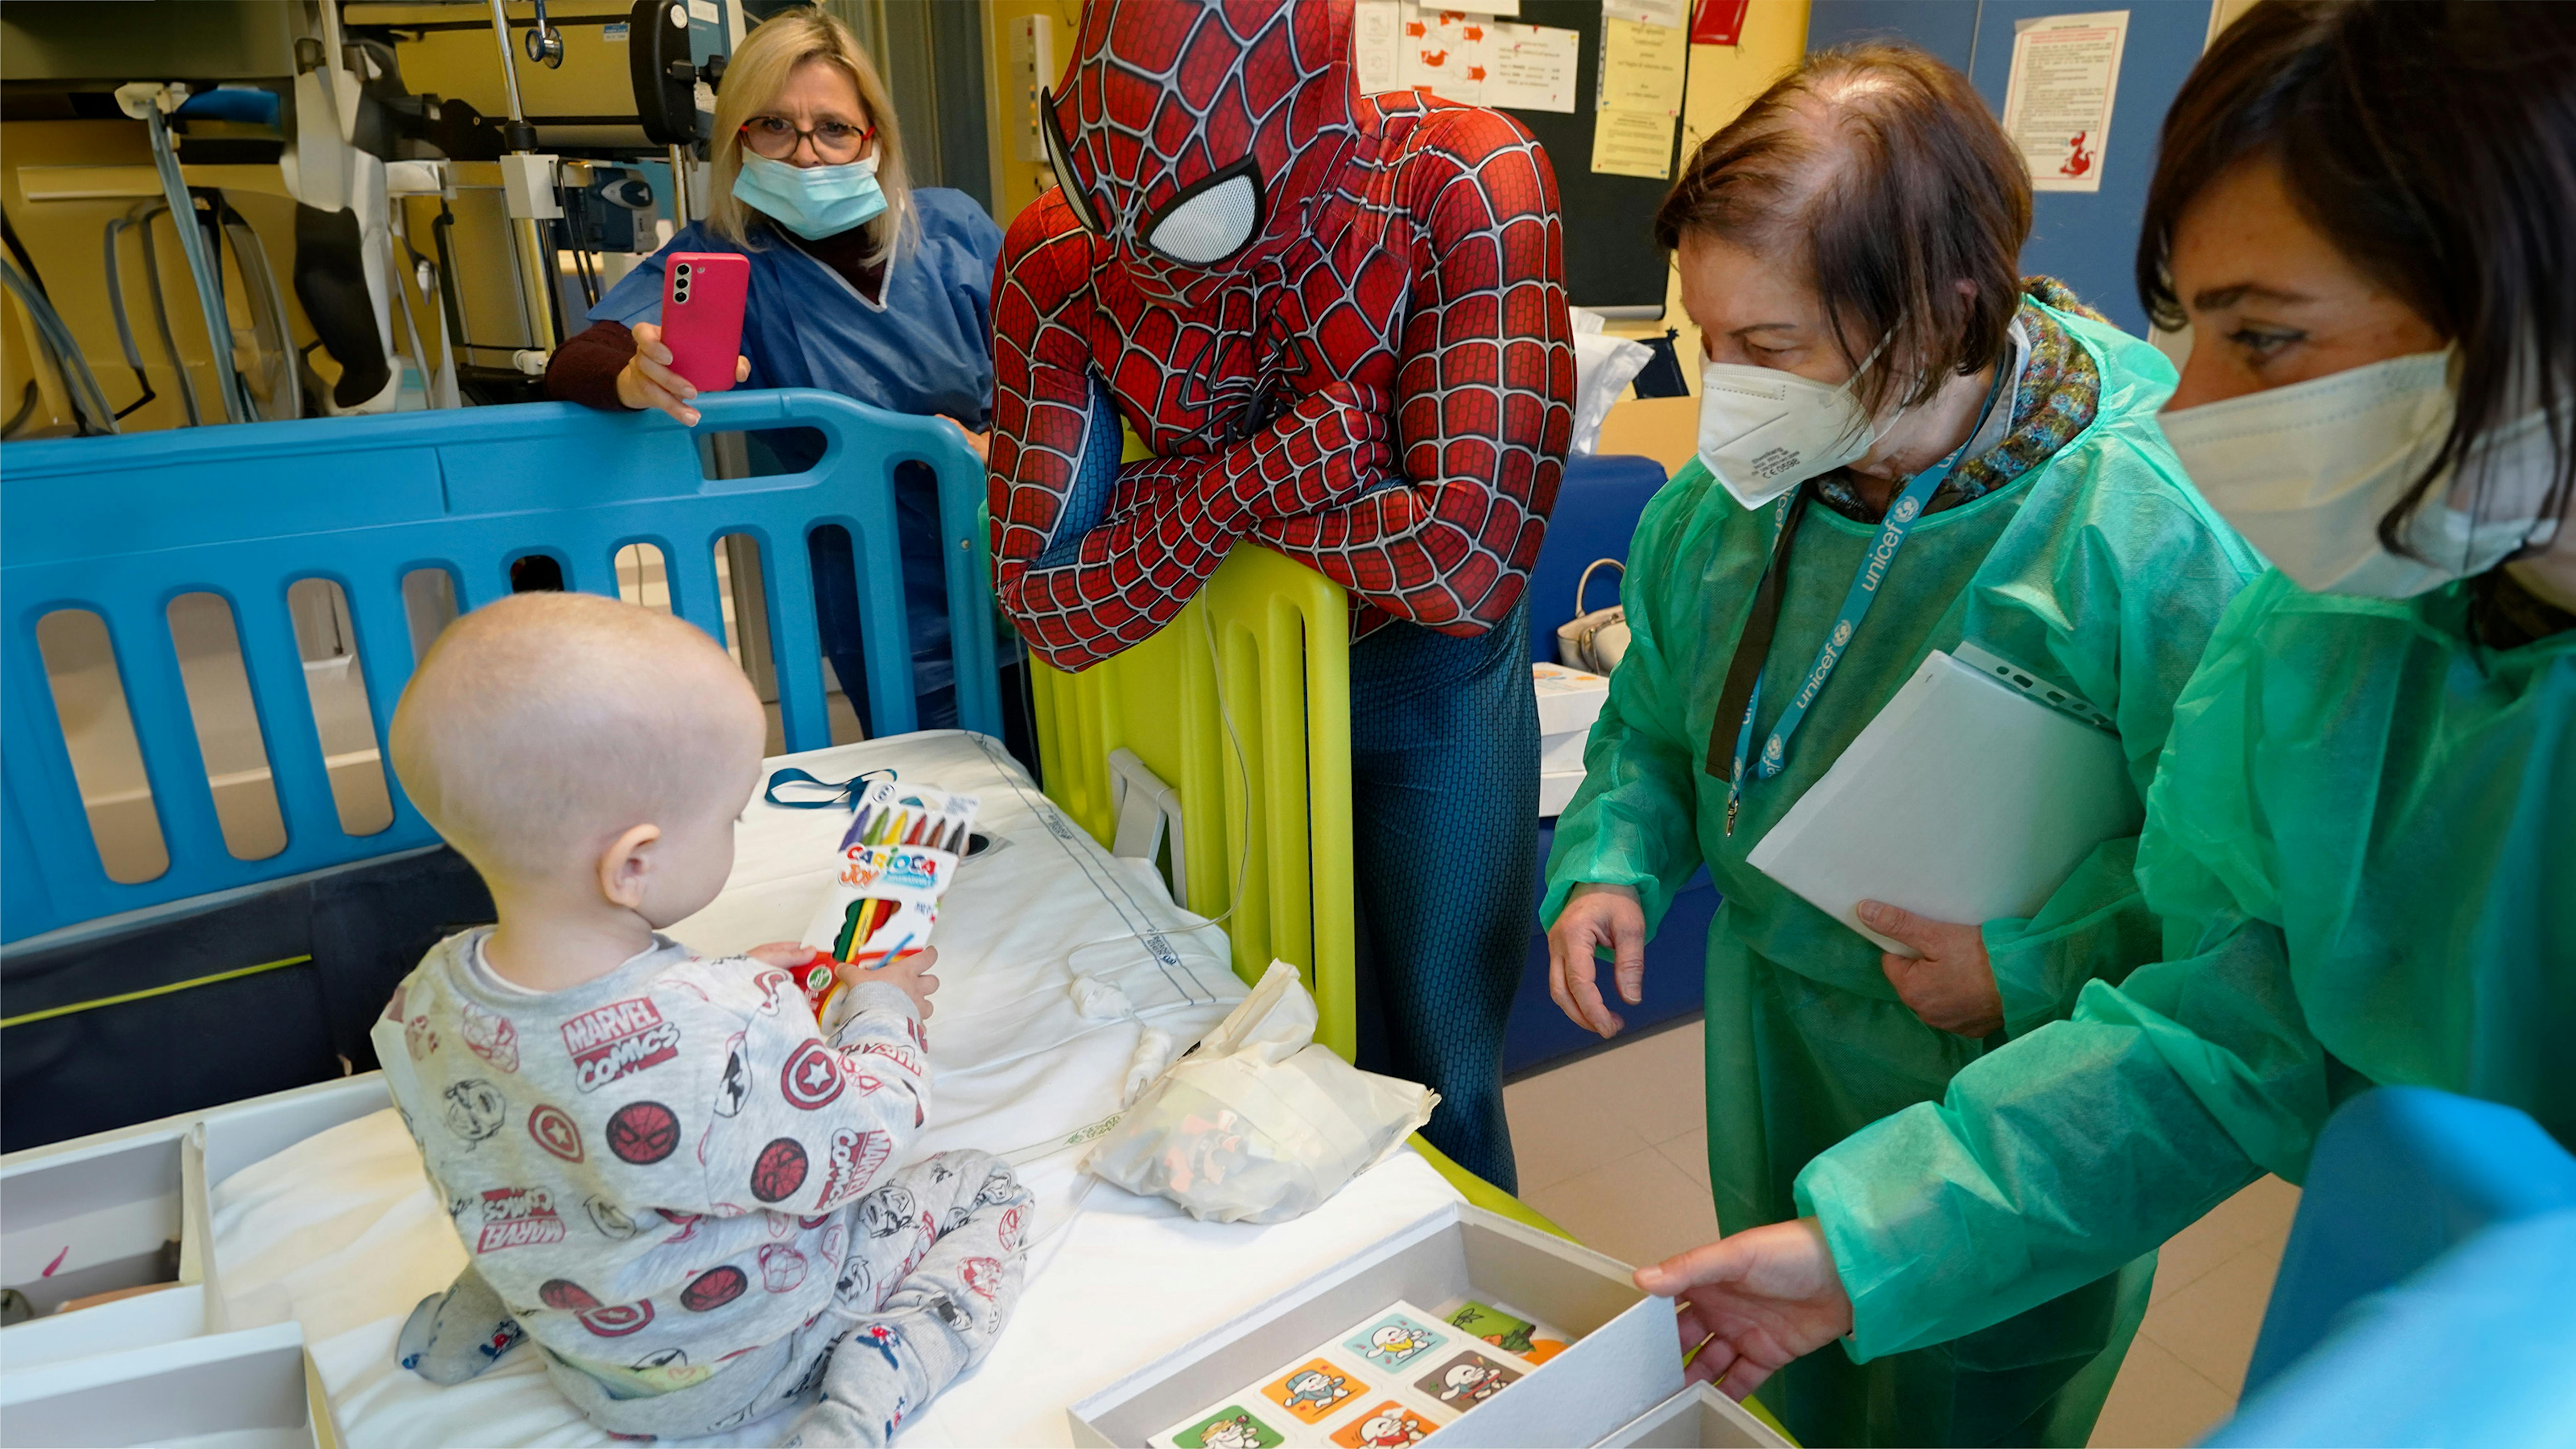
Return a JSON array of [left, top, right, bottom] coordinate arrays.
[[1327, 1400, 1438, 1447], [1415, 1348, 1522, 1409], [1341, 1305, 1448, 1371], [1441, 1298, 1571, 1363], [1160, 1403, 1289, 1449], [1260, 1357, 1364, 1424]]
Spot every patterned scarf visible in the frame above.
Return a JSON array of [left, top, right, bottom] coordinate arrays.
[[1817, 276, 2107, 522]]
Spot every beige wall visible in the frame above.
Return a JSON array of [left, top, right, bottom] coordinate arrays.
[[1596, 0, 1812, 472]]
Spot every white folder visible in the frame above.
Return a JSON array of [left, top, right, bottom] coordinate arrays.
[[1745, 648, 2141, 957]]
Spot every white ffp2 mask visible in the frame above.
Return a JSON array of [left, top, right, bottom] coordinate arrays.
[[2158, 348, 2563, 598], [1695, 341, 1891, 510]]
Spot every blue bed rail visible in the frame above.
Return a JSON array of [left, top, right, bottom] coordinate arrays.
[[2, 390, 995, 944]]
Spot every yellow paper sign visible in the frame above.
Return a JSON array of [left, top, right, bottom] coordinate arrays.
[[1600, 17, 1687, 115], [1590, 108, 1677, 179]]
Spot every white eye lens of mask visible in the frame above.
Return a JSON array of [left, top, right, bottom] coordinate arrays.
[[1145, 169, 1262, 266]]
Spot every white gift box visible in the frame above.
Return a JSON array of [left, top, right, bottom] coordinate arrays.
[[1068, 1202, 1683, 1447], [1541, 729, 1591, 775], [1535, 664, 1611, 820], [1540, 769, 1587, 819], [1532, 663, 1610, 736]]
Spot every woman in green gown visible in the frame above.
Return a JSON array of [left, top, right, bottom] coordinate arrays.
[[1631, 0, 2576, 1422], [1540, 43, 2262, 1448]]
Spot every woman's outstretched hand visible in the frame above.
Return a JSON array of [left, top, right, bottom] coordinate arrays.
[[617, 320, 751, 426], [1548, 882, 1647, 1037], [1637, 1217, 1855, 1398]]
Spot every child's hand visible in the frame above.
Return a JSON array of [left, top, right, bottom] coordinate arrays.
[[846, 947, 938, 1021], [747, 941, 818, 969]]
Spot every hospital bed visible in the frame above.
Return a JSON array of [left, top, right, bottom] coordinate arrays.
[[0, 390, 1527, 1444]]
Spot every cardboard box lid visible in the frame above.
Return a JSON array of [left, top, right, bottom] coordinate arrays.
[[1068, 1202, 1683, 1448], [0, 1319, 324, 1448], [1598, 1383, 1796, 1447]]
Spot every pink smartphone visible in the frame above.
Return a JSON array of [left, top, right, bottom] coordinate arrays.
[[660, 252, 748, 394]]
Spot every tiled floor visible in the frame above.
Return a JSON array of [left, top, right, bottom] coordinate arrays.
[[1502, 1016, 2301, 1447]]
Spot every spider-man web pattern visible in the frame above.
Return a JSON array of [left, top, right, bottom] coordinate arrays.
[[988, 0, 1574, 670]]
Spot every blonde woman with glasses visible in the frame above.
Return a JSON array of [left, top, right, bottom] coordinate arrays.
[[548, 5, 1011, 741]]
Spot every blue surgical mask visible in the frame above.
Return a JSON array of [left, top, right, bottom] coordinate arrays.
[[731, 152, 886, 240]]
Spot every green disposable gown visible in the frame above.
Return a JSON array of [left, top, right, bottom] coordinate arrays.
[[1796, 567, 2575, 1366], [1543, 305, 2264, 1447]]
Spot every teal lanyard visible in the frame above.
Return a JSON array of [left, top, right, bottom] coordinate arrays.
[[1722, 374, 2004, 837]]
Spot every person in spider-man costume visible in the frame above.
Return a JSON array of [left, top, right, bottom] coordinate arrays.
[[988, 0, 1573, 1191]]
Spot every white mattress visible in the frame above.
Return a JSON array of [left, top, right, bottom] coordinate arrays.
[[206, 731, 1463, 1447]]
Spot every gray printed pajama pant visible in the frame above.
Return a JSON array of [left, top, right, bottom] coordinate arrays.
[[401, 1150, 1033, 1444]]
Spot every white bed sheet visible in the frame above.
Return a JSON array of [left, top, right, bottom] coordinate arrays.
[[207, 731, 1462, 1447]]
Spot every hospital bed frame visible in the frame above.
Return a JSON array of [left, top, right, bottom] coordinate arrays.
[[1, 389, 994, 944], [1, 391, 1551, 1232]]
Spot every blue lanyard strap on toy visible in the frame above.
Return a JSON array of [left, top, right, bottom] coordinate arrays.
[[1721, 370, 2006, 837], [764, 766, 896, 809]]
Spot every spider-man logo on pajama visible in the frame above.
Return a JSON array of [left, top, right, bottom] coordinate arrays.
[[988, 0, 1574, 1190]]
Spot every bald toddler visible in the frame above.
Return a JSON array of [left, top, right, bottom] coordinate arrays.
[[373, 593, 1027, 1445]]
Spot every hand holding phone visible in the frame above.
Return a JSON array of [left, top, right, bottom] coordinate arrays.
[[617, 252, 749, 425]]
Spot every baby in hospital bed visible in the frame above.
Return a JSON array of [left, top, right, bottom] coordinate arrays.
[[368, 592, 1029, 1445]]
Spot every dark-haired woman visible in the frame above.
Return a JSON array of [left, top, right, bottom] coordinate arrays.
[[1638, 0, 2576, 1422], [1539, 42, 2261, 1447]]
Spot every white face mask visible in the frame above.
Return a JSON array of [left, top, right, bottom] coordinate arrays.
[[1695, 339, 1893, 510], [2158, 348, 2564, 598]]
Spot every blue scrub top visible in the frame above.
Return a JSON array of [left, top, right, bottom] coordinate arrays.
[[592, 190, 1004, 726], [590, 187, 1001, 426]]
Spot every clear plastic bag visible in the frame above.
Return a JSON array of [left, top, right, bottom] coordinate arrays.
[[1081, 962, 1438, 1224], [1569, 307, 1654, 457]]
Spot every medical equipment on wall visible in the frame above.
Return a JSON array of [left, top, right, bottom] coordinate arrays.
[[0, 255, 119, 438], [0, 0, 739, 428]]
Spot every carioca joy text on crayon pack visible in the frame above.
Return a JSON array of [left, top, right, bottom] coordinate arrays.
[[793, 778, 980, 1031]]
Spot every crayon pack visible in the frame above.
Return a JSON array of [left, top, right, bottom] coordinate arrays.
[[794, 781, 980, 1032]]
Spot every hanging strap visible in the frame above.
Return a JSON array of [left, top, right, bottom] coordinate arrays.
[[763, 766, 896, 809], [1573, 557, 1626, 617], [1707, 364, 2010, 836], [1706, 486, 1812, 780]]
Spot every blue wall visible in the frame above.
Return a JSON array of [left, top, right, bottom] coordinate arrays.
[[1806, 0, 2212, 337]]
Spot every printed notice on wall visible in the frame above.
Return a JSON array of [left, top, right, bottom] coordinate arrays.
[[1591, 108, 1677, 179], [1599, 16, 1687, 114], [1998, 10, 2128, 193], [1353, 1, 1404, 93], [1402, 6, 1491, 104], [1484, 23, 1579, 112], [1604, 0, 1689, 27]]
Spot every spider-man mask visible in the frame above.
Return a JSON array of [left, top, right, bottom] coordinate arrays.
[[1042, 0, 1359, 313]]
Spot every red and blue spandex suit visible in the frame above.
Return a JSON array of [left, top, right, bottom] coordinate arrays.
[[987, 0, 1574, 1189]]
